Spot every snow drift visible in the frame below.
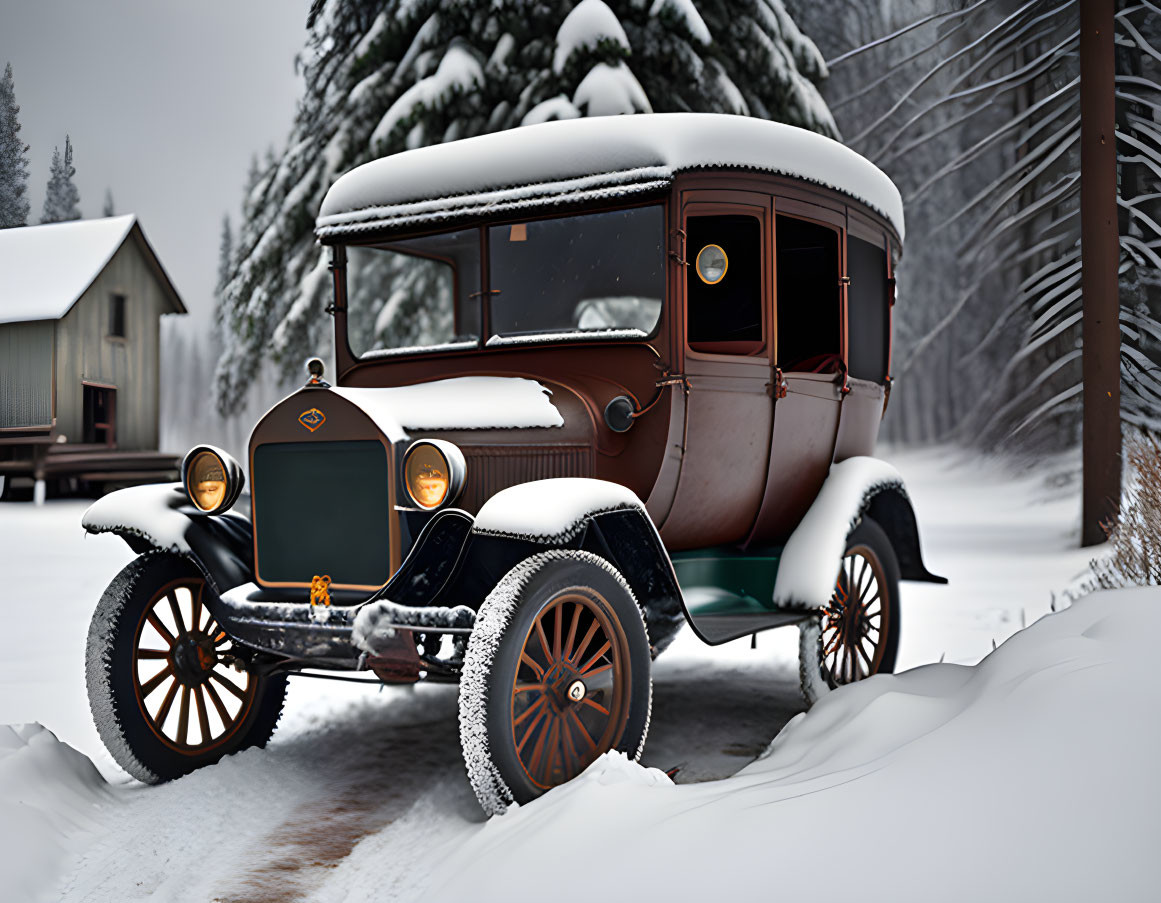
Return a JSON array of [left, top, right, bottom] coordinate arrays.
[[0, 724, 114, 903], [431, 589, 1161, 903]]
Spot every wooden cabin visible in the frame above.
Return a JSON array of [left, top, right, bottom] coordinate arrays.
[[0, 215, 187, 499]]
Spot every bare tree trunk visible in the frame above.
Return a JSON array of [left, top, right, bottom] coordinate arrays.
[[1080, 0, 1122, 546]]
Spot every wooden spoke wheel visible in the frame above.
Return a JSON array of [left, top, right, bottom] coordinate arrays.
[[818, 518, 901, 690], [132, 577, 256, 753], [459, 551, 652, 815], [87, 552, 287, 783], [510, 589, 632, 790]]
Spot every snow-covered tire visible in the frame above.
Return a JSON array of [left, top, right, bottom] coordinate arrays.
[[799, 517, 901, 706], [86, 552, 287, 783], [459, 550, 652, 816]]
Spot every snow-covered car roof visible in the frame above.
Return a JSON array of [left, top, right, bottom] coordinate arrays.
[[316, 113, 904, 243]]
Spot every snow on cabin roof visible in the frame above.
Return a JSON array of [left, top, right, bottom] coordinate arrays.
[[317, 113, 905, 243], [0, 215, 184, 325]]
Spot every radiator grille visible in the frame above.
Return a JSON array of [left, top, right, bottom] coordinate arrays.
[[458, 446, 593, 513], [253, 440, 390, 588]]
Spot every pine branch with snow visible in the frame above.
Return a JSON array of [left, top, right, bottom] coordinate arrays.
[[0, 62, 31, 229], [41, 135, 81, 224]]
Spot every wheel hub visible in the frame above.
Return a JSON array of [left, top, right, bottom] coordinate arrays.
[[544, 662, 586, 709], [171, 635, 217, 685]]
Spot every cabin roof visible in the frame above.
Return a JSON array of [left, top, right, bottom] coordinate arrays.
[[317, 113, 905, 243], [0, 215, 186, 325]]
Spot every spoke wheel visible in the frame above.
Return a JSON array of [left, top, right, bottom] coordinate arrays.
[[459, 550, 652, 815], [510, 589, 632, 790], [821, 545, 889, 687], [87, 552, 287, 783], [132, 577, 257, 753], [801, 517, 901, 703]]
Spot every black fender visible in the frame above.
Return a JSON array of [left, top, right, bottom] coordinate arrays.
[[81, 483, 253, 595], [429, 505, 686, 654], [865, 486, 947, 584]]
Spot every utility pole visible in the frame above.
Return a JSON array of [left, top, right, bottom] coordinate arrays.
[[1079, 0, 1122, 547]]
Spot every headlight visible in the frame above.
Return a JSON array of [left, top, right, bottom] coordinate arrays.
[[182, 445, 244, 515], [403, 440, 466, 510]]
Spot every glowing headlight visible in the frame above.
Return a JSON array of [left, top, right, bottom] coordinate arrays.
[[695, 243, 728, 285], [403, 440, 466, 510], [182, 445, 244, 515]]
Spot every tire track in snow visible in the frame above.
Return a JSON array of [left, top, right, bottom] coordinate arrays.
[[210, 688, 467, 903]]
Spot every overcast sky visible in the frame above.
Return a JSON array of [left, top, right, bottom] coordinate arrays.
[[2, 0, 311, 332]]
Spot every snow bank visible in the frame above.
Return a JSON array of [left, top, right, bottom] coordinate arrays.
[[771, 456, 904, 609], [433, 589, 1161, 902], [473, 478, 643, 540], [332, 376, 564, 440], [0, 724, 114, 903], [318, 114, 905, 242]]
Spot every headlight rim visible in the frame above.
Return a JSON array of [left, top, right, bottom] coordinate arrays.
[[181, 444, 245, 515], [402, 439, 466, 511]]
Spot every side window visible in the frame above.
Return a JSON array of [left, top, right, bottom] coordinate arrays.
[[109, 293, 126, 338], [847, 235, 889, 383], [345, 229, 481, 357], [775, 214, 840, 373], [686, 214, 763, 355]]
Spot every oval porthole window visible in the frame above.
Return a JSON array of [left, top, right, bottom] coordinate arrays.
[[695, 243, 728, 285]]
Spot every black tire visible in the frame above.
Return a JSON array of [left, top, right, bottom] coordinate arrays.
[[459, 550, 652, 815], [86, 551, 287, 783], [800, 517, 901, 705]]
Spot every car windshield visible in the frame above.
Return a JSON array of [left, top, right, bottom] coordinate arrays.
[[486, 206, 665, 343], [344, 206, 665, 357]]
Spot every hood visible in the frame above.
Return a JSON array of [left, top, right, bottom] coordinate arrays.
[[329, 376, 565, 442]]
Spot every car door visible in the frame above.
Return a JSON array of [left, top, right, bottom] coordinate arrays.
[[656, 192, 775, 550], [746, 200, 847, 545]]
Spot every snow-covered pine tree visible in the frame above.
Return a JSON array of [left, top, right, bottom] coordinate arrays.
[[215, 0, 837, 413], [41, 135, 81, 224], [212, 213, 234, 348], [0, 62, 30, 229]]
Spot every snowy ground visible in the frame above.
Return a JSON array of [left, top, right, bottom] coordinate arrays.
[[2, 446, 1138, 902]]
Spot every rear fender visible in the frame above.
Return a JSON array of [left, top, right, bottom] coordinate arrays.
[[771, 456, 946, 611], [82, 483, 253, 594]]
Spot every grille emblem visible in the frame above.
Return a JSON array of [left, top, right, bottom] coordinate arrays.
[[299, 408, 326, 432]]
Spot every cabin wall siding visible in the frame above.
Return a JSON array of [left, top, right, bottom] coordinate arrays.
[[0, 321, 54, 428], [55, 236, 166, 449]]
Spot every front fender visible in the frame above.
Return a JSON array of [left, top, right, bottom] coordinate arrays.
[[771, 457, 946, 611], [82, 483, 253, 594], [438, 479, 687, 653]]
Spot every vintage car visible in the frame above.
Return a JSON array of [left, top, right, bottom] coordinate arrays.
[[82, 113, 943, 814]]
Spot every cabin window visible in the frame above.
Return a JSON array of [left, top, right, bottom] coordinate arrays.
[[846, 235, 890, 383], [109, 294, 126, 338], [775, 214, 841, 373], [487, 206, 665, 341], [685, 214, 763, 355], [82, 384, 115, 446], [346, 229, 481, 358]]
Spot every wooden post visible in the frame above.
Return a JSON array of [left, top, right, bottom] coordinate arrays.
[[1080, 0, 1121, 547]]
